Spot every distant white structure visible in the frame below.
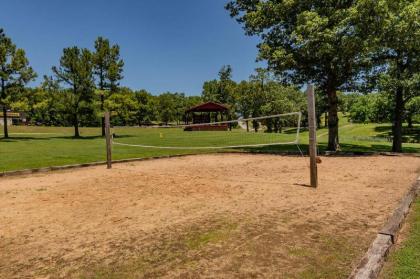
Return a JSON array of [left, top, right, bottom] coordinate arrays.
[[0, 111, 26, 126]]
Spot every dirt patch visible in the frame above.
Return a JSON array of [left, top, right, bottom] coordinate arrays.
[[0, 154, 419, 278]]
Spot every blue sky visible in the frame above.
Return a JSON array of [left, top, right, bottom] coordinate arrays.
[[2, 0, 262, 95]]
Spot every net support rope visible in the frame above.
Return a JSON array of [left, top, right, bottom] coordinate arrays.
[[112, 112, 303, 150]]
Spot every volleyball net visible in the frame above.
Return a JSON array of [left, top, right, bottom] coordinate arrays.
[[111, 112, 302, 150]]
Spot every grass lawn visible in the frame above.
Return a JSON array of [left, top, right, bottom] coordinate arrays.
[[380, 197, 420, 279], [0, 115, 419, 172]]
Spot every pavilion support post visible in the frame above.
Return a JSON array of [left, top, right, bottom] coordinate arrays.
[[105, 111, 112, 169], [307, 84, 318, 187]]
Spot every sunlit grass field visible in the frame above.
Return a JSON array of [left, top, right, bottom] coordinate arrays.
[[0, 115, 419, 172]]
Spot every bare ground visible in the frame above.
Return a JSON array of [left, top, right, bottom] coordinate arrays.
[[0, 154, 419, 278]]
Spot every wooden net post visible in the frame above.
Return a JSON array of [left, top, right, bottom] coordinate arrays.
[[104, 111, 112, 169], [307, 84, 318, 187]]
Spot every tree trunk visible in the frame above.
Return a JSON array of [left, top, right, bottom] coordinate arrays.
[[392, 87, 403, 152], [101, 94, 105, 136], [316, 115, 321, 128], [1, 80, 8, 138], [74, 114, 80, 138], [327, 88, 339, 151], [324, 112, 328, 128], [2, 105, 8, 138], [407, 117, 413, 128], [253, 120, 258, 132]]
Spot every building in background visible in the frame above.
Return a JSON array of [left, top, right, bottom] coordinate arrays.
[[0, 109, 27, 126]]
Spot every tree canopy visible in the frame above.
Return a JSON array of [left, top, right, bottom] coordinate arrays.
[[92, 36, 124, 135], [52, 47, 95, 137], [225, 0, 378, 150], [0, 28, 36, 138]]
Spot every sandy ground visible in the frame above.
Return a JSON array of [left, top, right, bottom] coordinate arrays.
[[0, 154, 419, 278]]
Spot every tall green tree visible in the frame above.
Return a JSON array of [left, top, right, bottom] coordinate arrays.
[[52, 47, 94, 137], [405, 96, 420, 129], [249, 67, 271, 94], [13, 76, 62, 126], [0, 29, 36, 138], [133, 89, 157, 125], [158, 93, 177, 125], [105, 87, 136, 126], [363, 0, 419, 152], [226, 1, 369, 150], [218, 65, 235, 105], [202, 65, 237, 106], [348, 93, 392, 123], [92, 37, 124, 136], [235, 80, 256, 131]]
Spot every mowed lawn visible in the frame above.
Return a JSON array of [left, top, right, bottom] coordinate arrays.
[[0, 117, 419, 172]]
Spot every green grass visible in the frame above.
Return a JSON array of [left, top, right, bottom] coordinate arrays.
[[78, 220, 238, 279], [381, 198, 420, 279], [0, 115, 419, 172], [184, 222, 237, 250]]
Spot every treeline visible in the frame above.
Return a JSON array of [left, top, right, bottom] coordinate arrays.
[[1, 28, 309, 138], [7, 62, 308, 129], [8, 55, 419, 134], [15, 86, 202, 128]]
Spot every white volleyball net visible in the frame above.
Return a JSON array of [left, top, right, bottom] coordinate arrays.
[[112, 112, 302, 150]]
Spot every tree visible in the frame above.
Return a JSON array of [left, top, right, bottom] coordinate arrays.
[[226, 1, 369, 151], [405, 96, 420, 129], [0, 29, 36, 138], [356, 0, 419, 152], [37, 76, 62, 125], [52, 47, 94, 137], [92, 37, 124, 136], [105, 87, 137, 126], [202, 65, 237, 106], [235, 80, 255, 131], [217, 65, 236, 106], [133, 89, 157, 125], [380, 0, 419, 151], [13, 76, 61, 126], [349, 93, 392, 123], [157, 93, 177, 125], [249, 67, 271, 93], [262, 83, 305, 133]]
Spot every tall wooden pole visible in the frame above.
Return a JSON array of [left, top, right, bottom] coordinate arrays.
[[307, 84, 318, 187], [104, 111, 112, 169]]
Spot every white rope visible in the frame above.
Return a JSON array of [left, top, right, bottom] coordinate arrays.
[[112, 140, 299, 150]]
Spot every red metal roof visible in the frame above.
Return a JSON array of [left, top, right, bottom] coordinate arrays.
[[186, 101, 229, 113]]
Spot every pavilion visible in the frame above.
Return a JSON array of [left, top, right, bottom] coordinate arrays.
[[184, 101, 230, 131]]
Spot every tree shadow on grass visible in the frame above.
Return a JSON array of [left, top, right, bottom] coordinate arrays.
[[337, 143, 419, 153], [0, 134, 135, 142], [237, 141, 419, 155], [374, 125, 420, 140], [0, 135, 101, 142], [237, 144, 309, 154]]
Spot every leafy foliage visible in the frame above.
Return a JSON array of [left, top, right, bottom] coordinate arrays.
[[226, 0, 374, 150], [52, 46, 95, 137], [348, 93, 392, 123], [0, 28, 36, 137], [355, 0, 420, 151]]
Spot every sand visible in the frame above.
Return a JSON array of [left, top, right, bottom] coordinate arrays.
[[0, 154, 419, 278]]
